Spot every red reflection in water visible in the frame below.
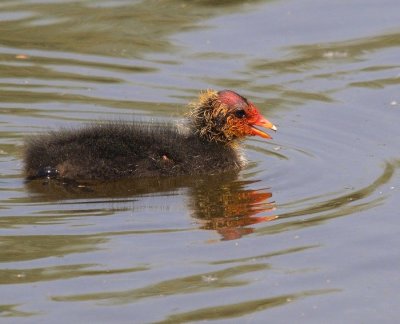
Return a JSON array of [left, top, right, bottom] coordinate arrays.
[[192, 186, 277, 241]]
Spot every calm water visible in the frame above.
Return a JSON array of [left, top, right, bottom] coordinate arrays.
[[1, 0, 400, 323]]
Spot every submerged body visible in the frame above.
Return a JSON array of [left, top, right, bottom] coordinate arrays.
[[23, 89, 276, 181]]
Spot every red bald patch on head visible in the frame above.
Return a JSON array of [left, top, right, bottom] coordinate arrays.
[[217, 90, 248, 107], [189, 89, 277, 143]]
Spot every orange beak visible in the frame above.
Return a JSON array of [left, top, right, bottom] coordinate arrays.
[[250, 116, 277, 139]]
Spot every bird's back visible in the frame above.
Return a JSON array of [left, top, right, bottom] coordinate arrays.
[[24, 122, 244, 180]]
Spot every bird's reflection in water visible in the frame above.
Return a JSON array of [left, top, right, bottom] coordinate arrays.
[[25, 172, 277, 241], [188, 175, 277, 240]]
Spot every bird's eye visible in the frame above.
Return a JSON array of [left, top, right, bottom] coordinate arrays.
[[235, 109, 246, 118]]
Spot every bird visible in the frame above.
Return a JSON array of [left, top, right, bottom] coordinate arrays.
[[23, 89, 277, 181]]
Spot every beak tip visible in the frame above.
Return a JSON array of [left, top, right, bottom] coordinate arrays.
[[271, 125, 277, 132]]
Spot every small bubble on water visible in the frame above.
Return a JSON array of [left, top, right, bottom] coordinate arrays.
[[202, 275, 218, 283], [322, 51, 348, 59], [16, 54, 29, 59]]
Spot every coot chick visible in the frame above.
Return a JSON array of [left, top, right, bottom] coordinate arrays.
[[23, 89, 277, 180]]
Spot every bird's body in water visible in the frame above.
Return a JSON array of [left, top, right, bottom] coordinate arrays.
[[23, 90, 277, 181]]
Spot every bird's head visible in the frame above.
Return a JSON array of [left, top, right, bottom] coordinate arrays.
[[188, 89, 277, 144]]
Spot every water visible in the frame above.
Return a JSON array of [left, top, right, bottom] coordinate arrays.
[[1, 0, 400, 323]]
